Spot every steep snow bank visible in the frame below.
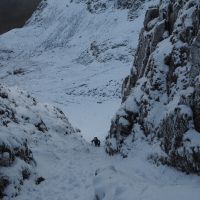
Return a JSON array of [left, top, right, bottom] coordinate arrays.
[[0, 84, 77, 198]]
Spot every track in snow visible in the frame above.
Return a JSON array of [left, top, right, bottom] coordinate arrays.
[[14, 135, 200, 200]]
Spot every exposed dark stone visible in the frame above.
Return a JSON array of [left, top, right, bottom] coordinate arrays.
[[14, 144, 33, 164], [122, 74, 137, 102], [13, 68, 25, 75], [0, 92, 8, 99], [157, 109, 190, 153], [86, 0, 107, 13], [144, 7, 159, 30], [22, 168, 31, 180], [0, 176, 9, 199], [115, 0, 145, 10], [35, 120, 48, 133], [35, 176, 45, 185], [193, 83, 200, 132]]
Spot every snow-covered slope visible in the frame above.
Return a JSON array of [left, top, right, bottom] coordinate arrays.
[[0, 0, 158, 141], [0, 84, 78, 198], [1, 0, 200, 199]]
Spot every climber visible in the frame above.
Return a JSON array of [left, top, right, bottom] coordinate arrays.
[[91, 137, 101, 147]]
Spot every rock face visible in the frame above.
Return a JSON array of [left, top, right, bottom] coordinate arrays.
[[106, 0, 200, 175], [0, 84, 76, 198], [0, 0, 41, 34]]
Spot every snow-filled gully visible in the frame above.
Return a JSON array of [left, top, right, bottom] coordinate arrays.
[[0, 0, 200, 199]]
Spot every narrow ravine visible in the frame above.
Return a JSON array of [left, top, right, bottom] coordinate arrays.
[[0, 1, 200, 200]]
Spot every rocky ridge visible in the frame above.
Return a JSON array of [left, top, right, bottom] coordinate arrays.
[[106, 0, 200, 175], [71, 0, 146, 19]]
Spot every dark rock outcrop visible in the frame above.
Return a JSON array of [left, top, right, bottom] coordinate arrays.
[[115, 0, 146, 20], [106, 0, 200, 175], [0, 0, 41, 34], [71, 0, 145, 19]]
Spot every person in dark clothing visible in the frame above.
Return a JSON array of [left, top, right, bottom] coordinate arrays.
[[91, 137, 101, 147]]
